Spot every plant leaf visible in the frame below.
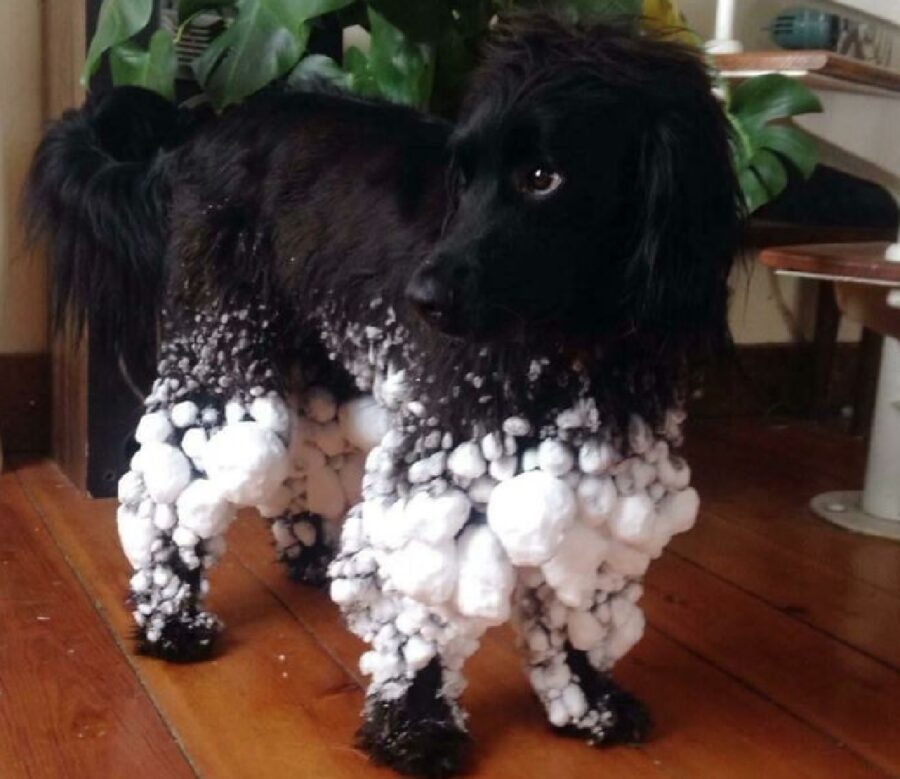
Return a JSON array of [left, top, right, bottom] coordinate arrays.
[[365, 7, 435, 108], [194, 0, 317, 109], [729, 74, 822, 135], [109, 29, 178, 100], [82, 0, 154, 87], [749, 148, 789, 201], [739, 167, 770, 214], [369, 0, 454, 43], [287, 53, 351, 89], [758, 124, 819, 179]]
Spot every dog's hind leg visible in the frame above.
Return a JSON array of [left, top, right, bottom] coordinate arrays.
[[118, 301, 292, 661], [513, 575, 652, 746]]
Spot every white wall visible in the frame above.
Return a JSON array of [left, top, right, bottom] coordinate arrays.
[[0, 1, 47, 354]]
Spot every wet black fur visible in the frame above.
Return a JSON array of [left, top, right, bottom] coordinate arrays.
[[26, 14, 741, 774], [26, 15, 741, 439], [357, 659, 472, 778]]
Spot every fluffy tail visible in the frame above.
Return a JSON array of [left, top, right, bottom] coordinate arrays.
[[25, 86, 196, 355]]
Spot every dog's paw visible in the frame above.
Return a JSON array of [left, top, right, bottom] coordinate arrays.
[[356, 699, 471, 778], [356, 660, 471, 778], [570, 685, 652, 746], [135, 610, 221, 663], [277, 514, 334, 589]]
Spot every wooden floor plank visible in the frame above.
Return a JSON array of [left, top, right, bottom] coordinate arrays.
[[230, 515, 883, 779], [0, 472, 195, 779], [685, 426, 900, 595], [15, 462, 396, 779], [228, 516, 665, 778], [671, 508, 900, 670], [645, 554, 900, 775]]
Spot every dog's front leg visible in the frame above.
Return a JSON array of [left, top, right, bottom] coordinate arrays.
[[118, 302, 292, 661], [329, 432, 488, 777], [514, 575, 652, 746]]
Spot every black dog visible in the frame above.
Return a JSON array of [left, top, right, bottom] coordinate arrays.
[[27, 15, 740, 777]]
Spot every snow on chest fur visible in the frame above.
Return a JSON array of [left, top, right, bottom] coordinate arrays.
[[336, 404, 699, 657]]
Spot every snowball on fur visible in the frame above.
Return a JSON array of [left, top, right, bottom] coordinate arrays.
[[362, 498, 412, 551], [306, 465, 346, 521], [405, 489, 471, 545], [541, 523, 608, 609], [455, 524, 514, 622], [249, 395, 290, 435], [135, 411, 172, 444], [117, 505, 155, 568], [181, 427, 208, 462], [118, 471, 145, 506], [338, 396, 391, 452], [628, 415, 652, 455], [225, 400, 246, 425], [606, 597, 646, 662], [204, 421, 290, 506], [657, 487, 699, 537], [140, 442, 193, 504], [403, 635, 436, 674], [448, 442, 487, 480], [489, 455, 518, 482], [608, 493, 656, 548], [605, 540, 651, 577], [567, 610, 607, 651], [170, 401, 199, 428], [338, 451, 366, 506], [502, 416, 531, 437], [538, 440, 574, 477], [487, 470, 576, 565], [576, 476, 617, 527], [578, 440, 616, 475], [305, 387, 337, 423], [176, 478, 235, 539], [657, 453, 691, 490], [257, 484, 293, 519], [310, 421, 347, 457], [385, 539, 457, 605]]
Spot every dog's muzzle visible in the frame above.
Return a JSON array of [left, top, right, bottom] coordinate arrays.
[[405, 257, 478, 335]]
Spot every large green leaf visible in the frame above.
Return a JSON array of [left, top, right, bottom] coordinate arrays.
[[729, 74, 822, 135], [287, 53, 351, 89], [739, 168, 770, 214], [369, 0, 454, 43], [109, 29, 178, 100], [749, 148, 788, 199], [194, 0, 322, 108], [364, 7, 435, 108], [757, 124, 818, 179], [82, 0, 154, 87]]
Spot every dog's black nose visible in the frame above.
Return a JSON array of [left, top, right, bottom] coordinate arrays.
[[406, 270, 455, 325]]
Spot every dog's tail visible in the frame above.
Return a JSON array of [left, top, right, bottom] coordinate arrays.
[[24, 86, 196, 355]]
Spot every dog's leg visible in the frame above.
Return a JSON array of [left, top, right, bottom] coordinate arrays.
[[119, 302, 292, 661], [269, 511, 335, 587], [330, 505, 481, 778], [514, 575, 651, 746]]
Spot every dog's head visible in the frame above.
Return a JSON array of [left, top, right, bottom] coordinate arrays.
[[406, 16, 741, 355]]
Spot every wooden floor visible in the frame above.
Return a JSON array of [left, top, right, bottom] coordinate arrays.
[[2, 419, 899, 778]]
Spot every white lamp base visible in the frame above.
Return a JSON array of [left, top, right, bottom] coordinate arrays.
[[811, 491, 900, 541]]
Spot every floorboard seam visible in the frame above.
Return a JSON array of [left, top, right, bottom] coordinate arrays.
[[14, 464, 204, 779], [668, 547, 900, 674], [643, 613, 891, 776]]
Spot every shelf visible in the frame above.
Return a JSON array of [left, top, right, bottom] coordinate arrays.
[[714, 50, 900, 96], [759, 241, 900, 284]]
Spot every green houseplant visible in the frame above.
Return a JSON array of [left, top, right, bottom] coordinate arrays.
[[82, 0, 822, 213]]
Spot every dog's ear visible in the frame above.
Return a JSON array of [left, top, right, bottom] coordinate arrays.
[[629, 56, 743, 353]]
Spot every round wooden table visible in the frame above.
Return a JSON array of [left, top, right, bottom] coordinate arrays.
[[760, 242, 900, 540]]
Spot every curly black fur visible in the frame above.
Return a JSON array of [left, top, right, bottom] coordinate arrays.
[[357, 660, 472, 779]]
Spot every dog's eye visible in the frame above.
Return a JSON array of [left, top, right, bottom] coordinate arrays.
[[518, 167, 564, 198]]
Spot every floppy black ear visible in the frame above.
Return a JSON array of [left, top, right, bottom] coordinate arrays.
[[630, 56, 743, 353]]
